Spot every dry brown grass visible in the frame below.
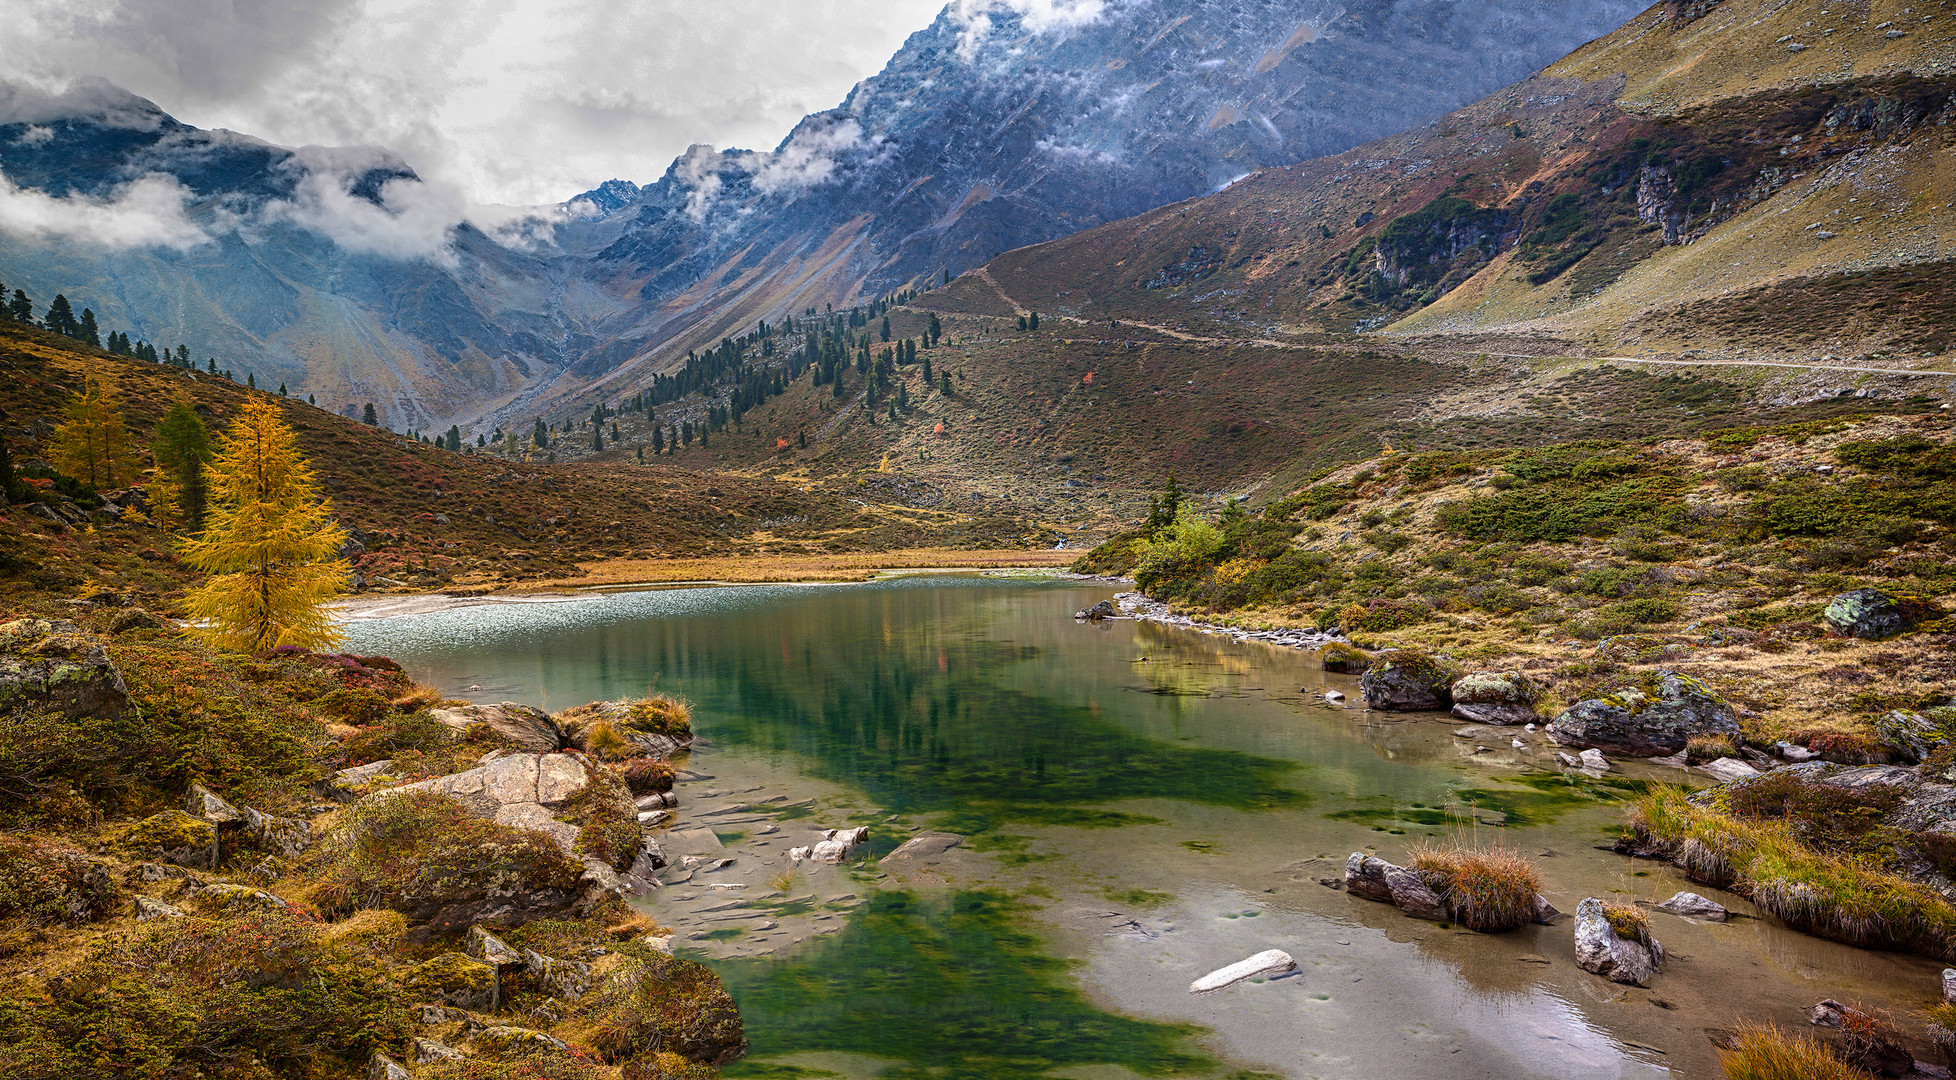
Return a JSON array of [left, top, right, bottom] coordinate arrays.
[[1721, 1024, 1875, 1080], [1410, 842, 1543, 932], [529, 548, 1079, 588]]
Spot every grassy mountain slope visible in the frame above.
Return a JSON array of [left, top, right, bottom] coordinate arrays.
[[961, 0, 1955, 361], [0, 322, 1032, 612]]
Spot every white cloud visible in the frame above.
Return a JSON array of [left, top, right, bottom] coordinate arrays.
[[15, 126, 56, 146], [950, 0, 1109, 59], [675, 144, 727, 223], [263, 146, 469, 265], [0, 0, 946, 205], [753, 120, 867, 195], [0, 170, 209, 249]]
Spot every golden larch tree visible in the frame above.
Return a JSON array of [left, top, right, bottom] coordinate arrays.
[[182, 396, 349, 652], [49, 376, 138, 488]]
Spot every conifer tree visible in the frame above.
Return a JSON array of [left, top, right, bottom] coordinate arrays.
[[922, 354, 933, 385], [44, 294, 76, 337], [49, 376, 137, 488], [0, 437, 30, 503], [928, 312, 942, 346], [154, 401, 213, 530], [78, 308, 100, 348], [593, 425, 604, 452], [7, 291, 31, 323], [278, 383, 288, 396], [881, 316, 891, 342], [653, 426, 664, 454], [533, 418, 549, 449], [181, 396, 348, 652]]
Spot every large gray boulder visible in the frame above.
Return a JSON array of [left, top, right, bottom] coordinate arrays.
[[0, 618, 128, 718], [378, 752, 596, 854], [1449, 671, 1541, 726], [1548, 671, 1739, 757], [1360, 651, 1461, 712], [1573, 897, 1662, 986], [1823, 589, 1916, 640], [1345, 852, 1557, 927], [428, 702, 565, 753]]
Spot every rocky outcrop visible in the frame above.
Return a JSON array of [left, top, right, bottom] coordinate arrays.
[[380, 753, 597, 854], [1360, 651, 1461, 712], [1344, 852, 1558, 927], [523, 948, 592, 1001], [1573, 898, 1663, 986], [1824, 589, 1918, 641], [428, 702, 565, 753], [1316, 642, 1372, 674], [555, 699, 695, 760], [191, 883, 295, 915], [185, 782, 311, 859], [0, 618, 128, 718], [406, 953, 500, 1012], [1075, 600, 1116, 621], [1449, 671, 1541, 726], [1548, 671, 1739, 757]]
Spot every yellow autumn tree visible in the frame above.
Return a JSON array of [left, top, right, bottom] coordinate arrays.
[[49, 376, 138, 489], [182, 396, 349, 652]]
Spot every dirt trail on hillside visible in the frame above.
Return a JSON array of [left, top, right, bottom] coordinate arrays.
[[1487, 352, 1956, 378]]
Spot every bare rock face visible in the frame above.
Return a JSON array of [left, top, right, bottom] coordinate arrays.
[[1573, 897, 1662, 986], [0, 618, 129, 718], [382, 752, 593, 853], [428, 702, 566, 753]]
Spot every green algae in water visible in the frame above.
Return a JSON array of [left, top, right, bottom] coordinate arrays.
[[713, 891, 1218, 1080], [1326, 773, 1656, 830]]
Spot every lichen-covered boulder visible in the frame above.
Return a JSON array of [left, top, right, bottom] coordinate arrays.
[[115, 810, 220, 870], [1547, 671, 1739, 757], [523, 947, 592, 1001], [0, 618, 129, 718], [405, 952, 500, 1011], [1449, 671, 1541, 726], [1823, 589, 1916, 640], [473, 1026, 571, 1054], [106, 608, 166, 635], [1875, 709, 1954, 765], [1360, 650, 1461, 712], [1573, 897, 1662, 986], [428, 701, 566, 753], [379, 752, 596, 852], [190, 883, 295, 915]]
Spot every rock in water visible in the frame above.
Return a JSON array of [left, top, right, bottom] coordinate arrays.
[[1189, 949, 1296, 994], [1450, 671, 1542, 725], [1573, 897, 1662, 986], [1944, 968, 1956, 1005], [1654, 891, 1729, 921], [1360, 650, 1461, 712], [1076, 600, 1116, 621], [882, 833, 963, 863], [1579, 749, 1610, 771], [801, 826, 870, 865], [1547, 671, 1739, 757], [1823, 589, 1916, 641]]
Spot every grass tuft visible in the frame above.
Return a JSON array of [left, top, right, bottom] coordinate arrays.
[[1721, 1023, 1875, 1080], [1410, 842, 1542, 932]]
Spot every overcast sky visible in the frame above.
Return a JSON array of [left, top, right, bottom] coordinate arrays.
[[4, 0, 951, 206]]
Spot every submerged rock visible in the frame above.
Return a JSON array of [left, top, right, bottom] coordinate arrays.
[[1823, 589, 1917, 641], [882, 833, 963, 863], [1449, 671, 1541, 726], [1655, 891, 1729, 921], [794, 826, 870, 865], [1360, 650, 1461, 712], [1076, 600, 1116, 620], [1573, 898, 1662, 986], [1189, 949, 1295, 993], [1547, 671, 1739, 757]]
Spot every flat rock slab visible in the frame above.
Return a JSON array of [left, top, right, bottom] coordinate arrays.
[[665, 828, 726, 852], [1655, 891, 1729, 921], [1190, 949, 1296, 994], [882, 832, 963, 863]]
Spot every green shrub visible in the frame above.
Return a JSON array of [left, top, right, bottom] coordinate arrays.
[[1434, 476, 1688, 543], [573, 766, 642, 871], [1133, 506, 1227, 594], [341, 711, 455, 765], [562, 949, 747, 1066]]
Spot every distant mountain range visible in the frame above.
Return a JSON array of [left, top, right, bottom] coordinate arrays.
[[0, 0, 1647, 430]]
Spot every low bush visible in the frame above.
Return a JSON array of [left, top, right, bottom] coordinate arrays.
[[562, 950, 747, 1066], [1411, 844, 1542, 932], [617, 758, 675, 796]]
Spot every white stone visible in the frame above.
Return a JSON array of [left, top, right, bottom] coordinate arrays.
[[1579, 749, 1609, 771], [1190, 949, 1296, 994], [1700, 757, 1762, 783]]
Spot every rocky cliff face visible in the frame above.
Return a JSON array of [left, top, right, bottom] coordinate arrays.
[[542, 0, 1648, 406]]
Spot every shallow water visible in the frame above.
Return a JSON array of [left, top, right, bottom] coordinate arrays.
[[346, 576, 1945, 1079]]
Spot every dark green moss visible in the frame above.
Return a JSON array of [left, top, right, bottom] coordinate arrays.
[[713, 892, 1218, 1080]]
